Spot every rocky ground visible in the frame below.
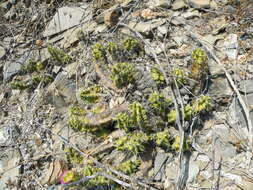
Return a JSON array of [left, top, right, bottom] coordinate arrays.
[[1, 0, 253, 189]]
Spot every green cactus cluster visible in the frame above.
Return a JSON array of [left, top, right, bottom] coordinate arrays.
[[66, 148, 84, 165], [171, 136, 191, 152], [22, 59, 44, 73], [68, 106, 91, 132], [167, 105, 193, 124], [80, 85, 101, 104], [92, 43, 106, 61], [31, 74, 53, 86], [152, 129, 173, 150], [148, 92, 172, 115], [192, 95, 213, 114], [110, 62, 136, 88], [190, 48, 208, 80], [118, 160, 141, 175], [115, 112, 134, 132], [11, 80, 28, 90], [123, 37, 141, 53], [151, 68, 166, 86], [115, 102, 147, 132], [167, 95, 212, 123], [172, 68, 187, 86], [47, 45, 71, 64], [115, 131, 149, 154], [129, 102, 147, 127], [107, 41, 120, 55], [82, 165, 113, 187]]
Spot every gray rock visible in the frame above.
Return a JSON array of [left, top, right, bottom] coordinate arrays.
[[187, 161, 199, 183], [3, 51, 34, 81], [239, 80, 253, 94], [188, 0, 210, 9], [148, 0, 172, 8], [229, 93, 253, 137], [3, 61, 21, 81], [47, 71, 77, 106], [63, 62, 79, 78], [153, 152, 168, 181], [215, 138, 237, 160], [208, 59, 224, 77], [170, 16, 185, 26], [0, 46, 5, 59], [208, 77, 233, 102], [125, 19, 167, 36], [4, 7, 16, 19], [0, 1, 12, 11], [248, 63, 253, 73], [157, 25, 169, 38], [0, 124, 20, 146], [172, 0, 187, 10], [43, 6, 92, 37], [181, 9, 200, 19], [0, 149, 21, 189], [223, 34, 238, 60]]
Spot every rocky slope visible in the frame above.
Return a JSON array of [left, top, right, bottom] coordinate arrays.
[[1, 0, 253, 189]]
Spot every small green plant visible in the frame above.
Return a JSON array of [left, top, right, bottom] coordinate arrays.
[[31, 74, 53, 86], [70, 106, 87, 116], [192, 95, 213, 114], [82, 165, 112, 187], [22, 59, 44, 73], [59, 170, 80, 185], [92, 43, 106, 61], [110, 62, 136, 88], [171, 136, 191, 152], [80, 85, 101, 104], [167, 109, 177, 123], [190, 48, 208, 80], [115, 102, 147, 132], [123, 37, 140, 53], [68, 106, 91, 132], [48, 45, 71, 64], [172, 68, 187, 86], [149, 92, 172, 115], [107, 41, 120, 55], [129, 102, 147, 127], [118, 160, 141, 175], [167, 105, 193, 123], [69, 117, 88, 132], [11, 80, 28, 90], [152, 129, 173, 151], [115, 131, 149, 154], [151, 68, 166, 86], [21, 59, 37, 73], [184, 104, 193, 120], [66, 148, 84, 165], [115, 112, 134, 132]]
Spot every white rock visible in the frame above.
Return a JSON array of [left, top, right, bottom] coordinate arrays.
[[187, 161, 200, 183], [172, 0, 187, 10], [0, 149, 21, 189], [148, 0, 172, 8], [223, 34, 238, 60], [188, 0, 210, 9], [43, 6, 92, 37], [0, 46, 5, 59]]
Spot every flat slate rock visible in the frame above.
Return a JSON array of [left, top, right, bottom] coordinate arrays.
[[43, 6, 92, 37], [188, 0, 210, 9], [239, 80, 253, 94]]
